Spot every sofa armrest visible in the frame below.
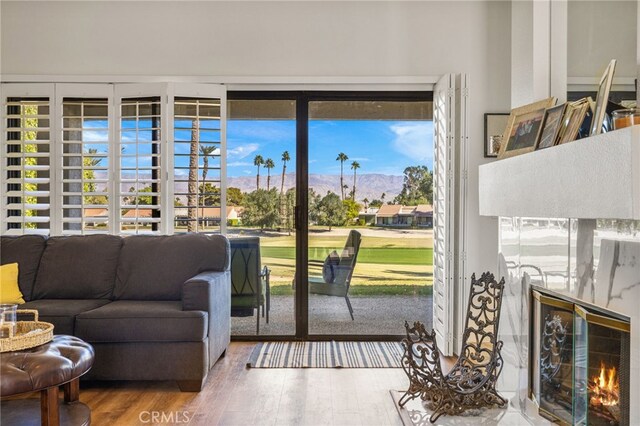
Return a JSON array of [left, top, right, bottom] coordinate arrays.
[[182, 270, 231, 370], [182, 271, 230, 312]]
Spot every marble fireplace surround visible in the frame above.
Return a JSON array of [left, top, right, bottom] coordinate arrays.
[[530, 285, 631, 424], [496, 218, 640, 424]]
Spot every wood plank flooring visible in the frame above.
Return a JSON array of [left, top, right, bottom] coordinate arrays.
[[30, 342, 417, 425]]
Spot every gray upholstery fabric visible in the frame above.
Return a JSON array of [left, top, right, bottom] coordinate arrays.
[[114, 234, 230, 300], [75, 300, 207, 343], [32, 235, 122, 299], [20, 299, 111, 335], [83, 341, 207, 384], [0, 235, 47, 301], [4, 233, 231, 390], [183, 270, 231, 368]]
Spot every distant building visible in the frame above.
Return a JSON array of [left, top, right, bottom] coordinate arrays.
[[414, 204, 434, 228], [122, 208, 154, 219], [369, 204, 433, 228], [358, 207, 379, 225], [83, 208, 109, 228], [174, 206, 244, 227]]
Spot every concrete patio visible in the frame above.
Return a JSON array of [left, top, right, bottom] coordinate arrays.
[[232, 294, 433, 336]]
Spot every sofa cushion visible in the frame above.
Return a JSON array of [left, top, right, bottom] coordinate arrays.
[[32, 235, 122, 300], [75, 300, 207, 343], [114, 234, 230, 301], [20, 299, 112, 335], [1, 235, 47, 301]]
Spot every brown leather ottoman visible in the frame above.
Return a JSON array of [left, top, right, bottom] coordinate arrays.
[[0, 335, 94, 426]]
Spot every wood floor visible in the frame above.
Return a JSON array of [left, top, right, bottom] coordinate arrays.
[[71, 342, 411, 426]]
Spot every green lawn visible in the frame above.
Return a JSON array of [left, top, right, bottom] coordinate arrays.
[[262, 246, 433, 265], [248, 229, 434, 292]]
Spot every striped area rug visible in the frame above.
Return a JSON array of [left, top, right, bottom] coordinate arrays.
[[247, 341, 403, 368]]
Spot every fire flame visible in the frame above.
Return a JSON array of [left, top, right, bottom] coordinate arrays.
[[589, 361, 619, 407]]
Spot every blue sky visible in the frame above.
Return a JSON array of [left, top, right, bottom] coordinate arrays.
[[227, 119, 433, 177], [80, 118, 434, 177]]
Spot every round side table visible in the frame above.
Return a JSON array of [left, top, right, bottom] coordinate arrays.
[[0, 335, 95, 426]]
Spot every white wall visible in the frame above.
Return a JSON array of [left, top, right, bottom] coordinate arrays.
[[1, 1, 510, 82], [511, 0, 534, 106], [568, 0, 637, 80], [1, 1, 510, 318]]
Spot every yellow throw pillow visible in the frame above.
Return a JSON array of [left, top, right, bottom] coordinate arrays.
[[0, 263, 25, 304]]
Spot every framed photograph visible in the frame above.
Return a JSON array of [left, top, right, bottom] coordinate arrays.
[[535, 104, 566, 150], [559, 100, 590, 145], [498, 97, 556, 159], [484, 113, 509, 157], [590, 59, 617, 136]]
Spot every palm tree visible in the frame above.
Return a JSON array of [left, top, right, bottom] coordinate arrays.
[[280, 151, 290, 195], [264, 158, 275, 190], [279, 151, 290, 222], [381, 192, 386, 204], [336, 152, 349, 200], [199, 145, 217, 197], [350, 161, 360, 201], [253, 155, 264, 191], [187, 121, 199, 232], [363, 197, 369, 209]]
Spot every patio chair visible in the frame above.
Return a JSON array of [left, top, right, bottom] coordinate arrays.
[[229, 237, 270, 334], [307, 230, 361, 320], [398, 272, 507, 423]]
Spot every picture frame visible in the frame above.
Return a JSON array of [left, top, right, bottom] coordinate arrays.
[[558, 100, 590, 145], [484, 113, 509, 157], [498, 97, 556, 159], [590, 59, 617, 136], [535, 104, 566, 150]]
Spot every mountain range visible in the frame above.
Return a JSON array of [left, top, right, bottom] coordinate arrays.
[[228, 173, 404, 202], [114, 172, 404, 203]]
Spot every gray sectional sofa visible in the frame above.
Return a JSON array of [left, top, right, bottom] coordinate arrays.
[[0, 233, 231, 392]]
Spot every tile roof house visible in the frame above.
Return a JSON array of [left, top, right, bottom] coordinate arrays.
[[373, 204, 433, 227]]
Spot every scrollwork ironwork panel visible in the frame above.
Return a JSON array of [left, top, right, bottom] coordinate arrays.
[[398, 272, 507, 423]]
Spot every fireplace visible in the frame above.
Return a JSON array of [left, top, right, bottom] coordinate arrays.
[[531, 290, 630, 425]]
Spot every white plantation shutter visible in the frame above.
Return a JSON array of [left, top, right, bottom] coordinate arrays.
[[453, 74, 469, 355], [168, 84, 226, 234], [1, 84, 55, 235], [1, 83, 226, 237], [57, 84, 114, 235], [433, 74, 468, 356], [115, 84, 167, 235]]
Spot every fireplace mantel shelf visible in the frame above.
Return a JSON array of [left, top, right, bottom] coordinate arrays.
[[479, 125, 640, 219]]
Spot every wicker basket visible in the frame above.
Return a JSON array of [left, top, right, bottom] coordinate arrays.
[[0, 309, 54, 353]]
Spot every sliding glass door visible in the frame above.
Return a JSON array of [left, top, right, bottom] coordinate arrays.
[[227, 92, 433, 339], [226, 95, 297, 336], [306, 95, 433, 336]]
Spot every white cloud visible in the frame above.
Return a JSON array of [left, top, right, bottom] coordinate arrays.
[[228, 143, 259, 159], [83, 130, 109, 142], [228, 161, 253, 167], [390, 122, 433, 162]]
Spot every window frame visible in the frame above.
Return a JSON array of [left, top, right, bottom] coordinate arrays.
[[167, 83, 227, 235], [0, 83, 56, 236], [1, 82, 227, 237], [55, 83, 115, 235]]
